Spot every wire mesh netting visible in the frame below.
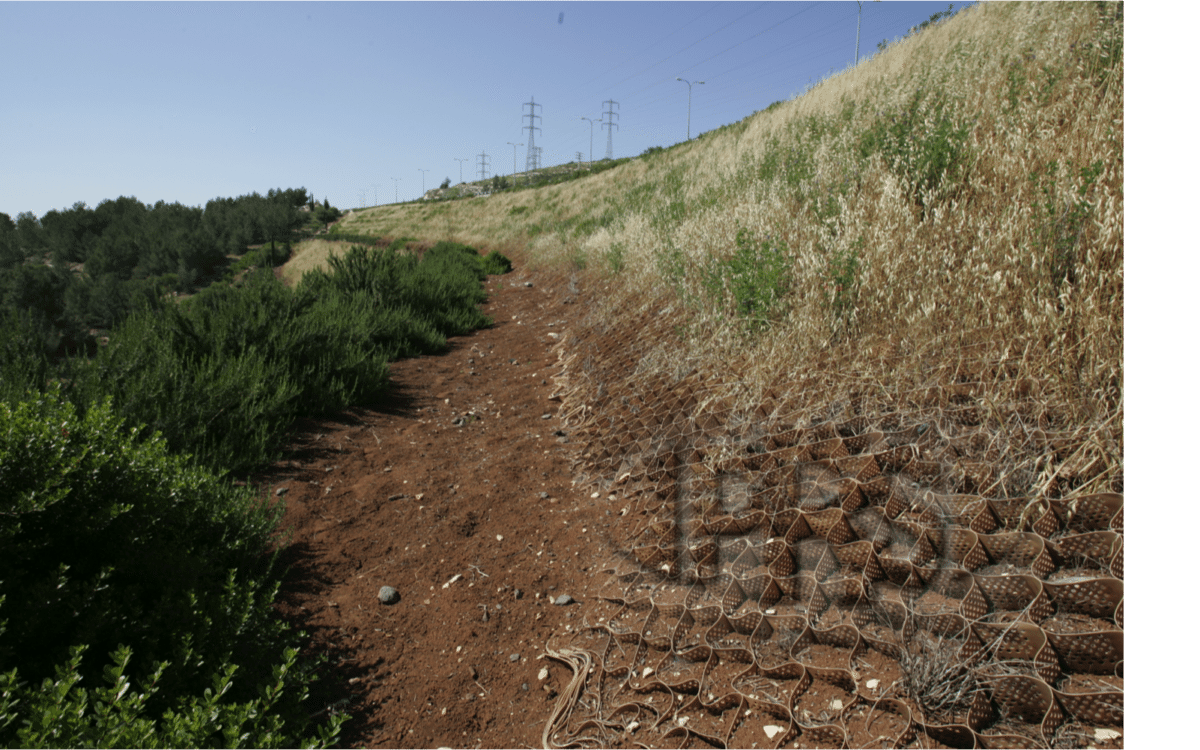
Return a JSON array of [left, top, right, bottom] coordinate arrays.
[[540, 297, 1122, 749]]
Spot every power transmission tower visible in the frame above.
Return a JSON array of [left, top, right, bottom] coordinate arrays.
[[575, 151, 583, 166], [476, 151, 491, 181], [601, 100, 619, 160], [522, 97, 542, 175]]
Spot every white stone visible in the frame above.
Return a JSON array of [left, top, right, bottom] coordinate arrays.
[[764, 725, 786, 739]]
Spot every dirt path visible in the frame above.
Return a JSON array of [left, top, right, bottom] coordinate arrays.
[[260, 260, 612, 748]]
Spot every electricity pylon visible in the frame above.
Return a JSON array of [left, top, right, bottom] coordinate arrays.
[[522, 97, 542, 175], [601, 100, 619, 160]]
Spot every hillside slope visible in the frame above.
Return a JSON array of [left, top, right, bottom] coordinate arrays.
[[327, 3, 1123, 746], [339, 1, 1123, 498]]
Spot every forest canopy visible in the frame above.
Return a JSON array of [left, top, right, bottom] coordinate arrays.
[[0, 187, 339, 356]]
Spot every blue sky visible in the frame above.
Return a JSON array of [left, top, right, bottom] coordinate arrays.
[[3, 1, 980, 215]]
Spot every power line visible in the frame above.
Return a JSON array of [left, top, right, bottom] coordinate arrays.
[[574, 1, 728, 90], [476, 151, 491, 181], [675, 3, 818, 78], [599, 2, 770, 94]]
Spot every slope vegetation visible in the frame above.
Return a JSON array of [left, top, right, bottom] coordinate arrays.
[[331, 3, 1123, 746], [341, 2, 1123, 499]]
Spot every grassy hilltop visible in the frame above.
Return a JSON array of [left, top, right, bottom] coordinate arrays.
[[330, 1, 1124, 497]]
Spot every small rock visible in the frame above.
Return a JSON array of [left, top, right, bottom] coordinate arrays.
[[275, 486, 288, 496], [539, 491, 549, 499], [524, 281, 534, 287], [509, 653, 520, 662], [377, 586, 400, 605], [553, 594, 574, 606], [521, 682, 529, 691], [541, 413, 552, 419], [866, 678, 880, 689], [764, 725, 786, 740], [513, 588, 523, 600]]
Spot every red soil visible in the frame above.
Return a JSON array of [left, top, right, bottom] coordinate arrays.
[[262, 260, 614, 748]]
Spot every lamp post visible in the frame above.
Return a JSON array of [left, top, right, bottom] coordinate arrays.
[[391, 177, 399, 203], [418, 168, 429, 197], [676, 77, 705, 140], [507, 142, 523, 178], [454, 158, 468, 183], [580, 117, 597, 164], [855, 1, 863, 65]]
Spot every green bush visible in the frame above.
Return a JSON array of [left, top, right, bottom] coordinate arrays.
[[699, 230, 792, 334], [4, 242, 497, 476], [822, 237, 863, 339], [0, 310, 54, 404], [480, 250, 513, 275], [0, 392, 343, 747], [858, 89, 972, 210], [0, 642, 344, 748]]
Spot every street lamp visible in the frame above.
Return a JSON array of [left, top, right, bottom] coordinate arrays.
[[418, 168, 429, 197], [454, 158, 468, 183], [507, 142, 523, 178], [580, 117, 598, 164], [676, 77, 705, 140]]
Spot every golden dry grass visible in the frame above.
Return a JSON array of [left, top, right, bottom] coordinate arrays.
[[336, 1, 1123, 497], [278, 238, 363, 287]]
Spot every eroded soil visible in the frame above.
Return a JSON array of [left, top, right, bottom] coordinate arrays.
[[260, 261, 616, 748]]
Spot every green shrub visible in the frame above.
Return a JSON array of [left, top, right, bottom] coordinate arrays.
[[1029, 159, 1104, 295], [822, 237, 864, 339], [0, 310, 54, 404], [699, 230, 792, 334], [0, 392, 343, 747], [604, 242, 627, 275], [480, 250, 513, 275], [0, 642, 344, 748], [858, 89, 972, 211], [6, 241, 497, 475]]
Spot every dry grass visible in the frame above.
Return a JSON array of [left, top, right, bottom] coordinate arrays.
[[336, 1, 1123, 500], [278, 239, 364, 287]]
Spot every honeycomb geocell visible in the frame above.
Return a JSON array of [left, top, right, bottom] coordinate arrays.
[[540, 299, 1122, 748]]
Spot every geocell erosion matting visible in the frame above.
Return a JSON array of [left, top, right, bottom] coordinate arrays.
[[539, 297, 1122, 749]]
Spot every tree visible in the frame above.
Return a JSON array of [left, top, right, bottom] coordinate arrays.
[[0, 213, 19, 269], [440, 177, 451, 190], [14, 212, 45, 255]]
